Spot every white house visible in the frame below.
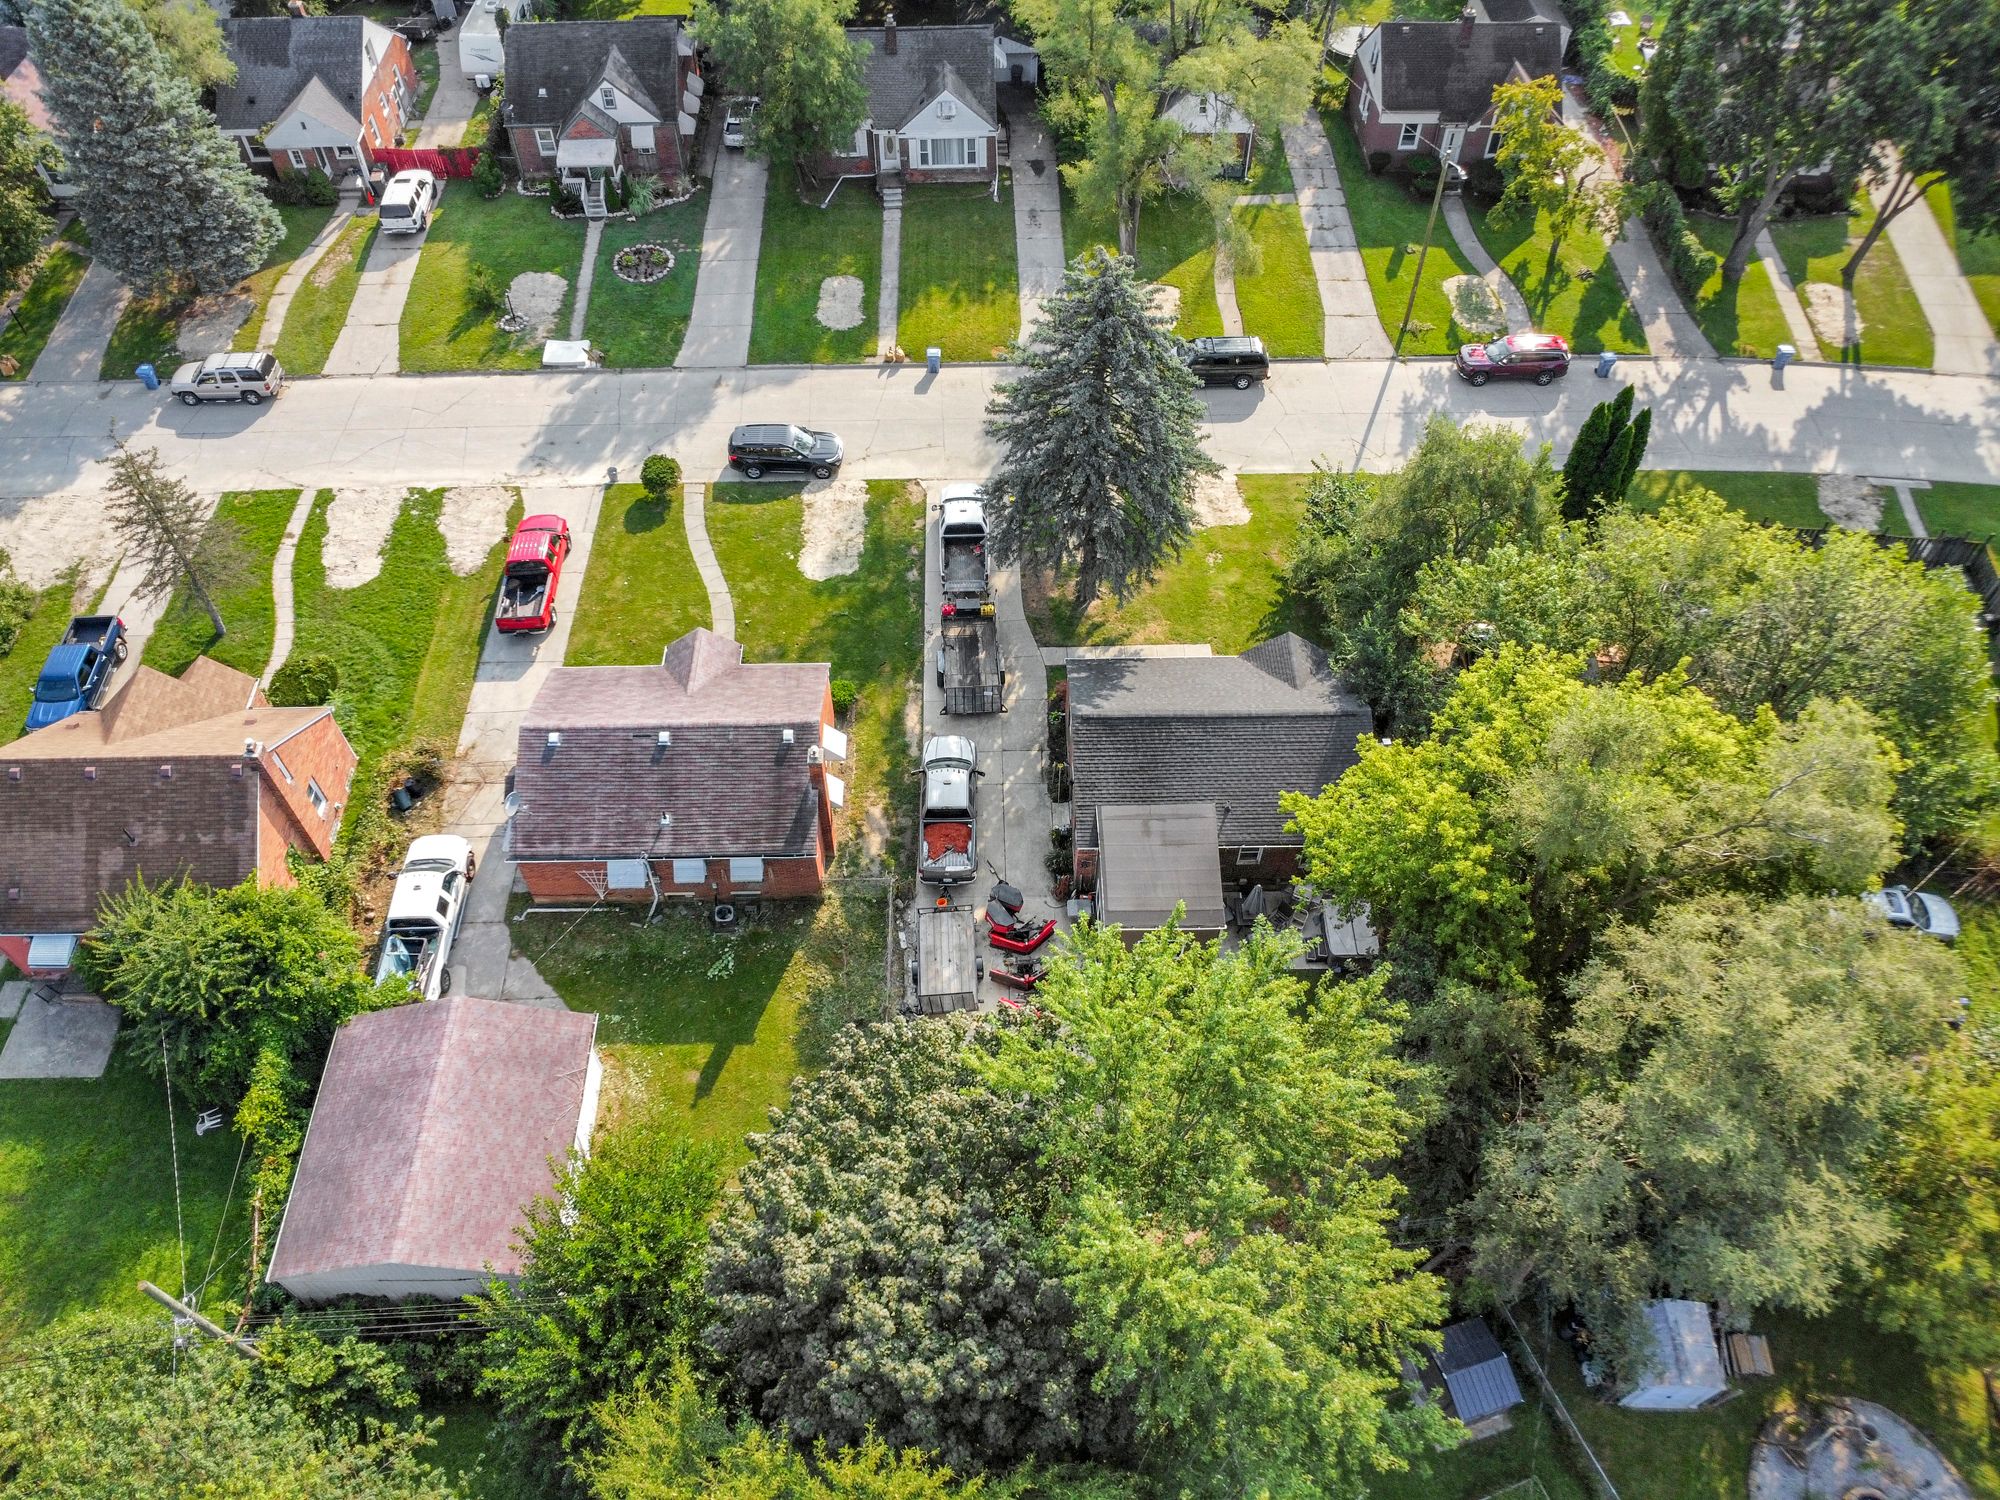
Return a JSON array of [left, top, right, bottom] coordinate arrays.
[[1163, 90, 1256, 177], [826, 20, 999, 193], [1618, 1300, 1730, 1411]]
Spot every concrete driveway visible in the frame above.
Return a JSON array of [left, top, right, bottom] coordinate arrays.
[[322, 211, 429, 377], [677, 145, 768, 368]]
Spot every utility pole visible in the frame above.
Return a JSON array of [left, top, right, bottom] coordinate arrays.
[[139, 1281, 262, 1360], [1394, 123, 1462, 356]]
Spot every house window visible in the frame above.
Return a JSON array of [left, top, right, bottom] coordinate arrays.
[[918, 136, 977, 169], [1485, 130, 1504, 159], [307, 778, 329, 817], [938, 96, 957, 119], [670, 858, 706, 885], [601, 85, 616, 108], [851, 124, 869, 156], [1397, 123, 1422, 151], [365, 40, 377, 68], [270, 750, 294, 783], [379, 92, 391, 120], [727, 857, 765, 885], [534, 127, 557, 155], [369, 118, 382, 148], [287, 148, 308, 170], [336, 144, 357, 160], [1198, 95, 1210, 116], [244, 136, 270, 163], [1236, 847, 1264, 866]]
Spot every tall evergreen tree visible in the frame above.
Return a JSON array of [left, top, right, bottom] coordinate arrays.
[[985, 248, 1216, 612], [28, 0, 278, 293], [1560, 387, 1648, 519]]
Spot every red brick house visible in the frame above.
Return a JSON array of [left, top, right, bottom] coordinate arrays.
[[503, 19, 698, 216], [1346, 8, 1563, 170], [0, 657, 357, 975], [507, 628, 844, 905], [215, 16, 419, 181], [816, 20, 999, 196]]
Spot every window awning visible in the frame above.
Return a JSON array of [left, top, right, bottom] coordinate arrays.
[[556, 137, 618, 169], [677, 111, 697, 136], [25, 933, 78, 970]]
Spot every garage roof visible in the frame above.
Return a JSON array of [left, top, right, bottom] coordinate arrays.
[[1097, 802, 1229, 933]]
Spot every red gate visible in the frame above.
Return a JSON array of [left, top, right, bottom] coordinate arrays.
[[372, 146, 483, 179]]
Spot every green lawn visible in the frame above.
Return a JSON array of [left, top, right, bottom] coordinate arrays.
[[234, 204, 338, 352], [274, 216, 378, 376], [562, 482, 709, 665], [1242, 136, 1295, 196], [1908, 481, 2000, 540], [424, 1400, 543, 1500], [0, 566, 86, 743], [460, 86, 498, 150], [409, 43, 440, 138], [518, 887, 887, 1169], [0, 224, 89, 379], [0, 1048, 247, 1339], [140, 489, 298, 679], [1770, 193, 1934, 367], [1232, 202, 1322, 356], [1025, 474, 1315, 652], [1063, 185, 1224, 339], [749, 177, 881, 364], [400, 185, 586, 371], [898, 183, 1019, 361], [1321, 110, 1473, 355], [1683, 215, 1791, 359], [100, 289, 186, 383], [560, 0, 691, 14], [707, 480, 922, 854], [1924, 181, 2000, 339], [1471, 201, 1649, 354], [1625, 470, 1825, 529], [584, 192, 707, 369]]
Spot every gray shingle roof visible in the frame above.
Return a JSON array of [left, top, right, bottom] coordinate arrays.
[[510, 629, 831, 863], [847, 24, 996, 132], [1373, 19, 1563, 119], [1436, 1318, 1524, 1424], [1097, 802, 1229, 931], [1067, 635, 1372, 850], [503, 18, 682, 129], [214, 17, 379, 134]]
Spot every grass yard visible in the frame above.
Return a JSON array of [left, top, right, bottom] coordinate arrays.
[[519, 886, 889, 1168], [140, 489, 298, 679], [584, 192, 707, 369], [748, 176, 881, 364], [233, 204, 338, 351], [400, 186, 586, 372], [0, 566, 87, 743], [1625, 469, 1825, 529], [0, 223, 90, 379], [897, 183, 1020, 360], [1242, 137, 1294, 196], [1063, 185, 1224, 338], [707, 480, 922, 854], [1232, 202, 1322, 355], [1471, 200, 1649, 354], [562, 482, 709, 665], [275, 216, 378, 375], [409, 43, 440, 137], [561, 0, 691, 14], [1770, 193, 1934, 367], [285, 486, 514, 784], [460, 85, 498, 150], [0, 1049, 247, 1339], [1683, 214, 1791, 359], [1907, 481, 2000, 540], [100, 289, 187, 383], [1924, 181, 2000, 339], [1024, 474, 1316, 652], [425, 1401, 543, 1500], [1321, 110, 1474, 355]]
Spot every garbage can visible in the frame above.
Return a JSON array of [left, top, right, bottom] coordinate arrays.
[[926, 345, 941, 375], [1774, 343, 1796, 372], [1595, 351, 1618, 378], [135, 363, 159, 391]]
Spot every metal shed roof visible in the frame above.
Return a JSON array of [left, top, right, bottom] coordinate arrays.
[[1097, 802, 1229, 932], [1436, 1318, 1524, 1424]]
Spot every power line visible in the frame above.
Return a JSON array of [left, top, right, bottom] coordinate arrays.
[[160, 1036, 189, 1304]]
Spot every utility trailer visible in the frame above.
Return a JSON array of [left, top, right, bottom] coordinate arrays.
[[909, 905, 981, 1013], [935, 485, 1004, 715]]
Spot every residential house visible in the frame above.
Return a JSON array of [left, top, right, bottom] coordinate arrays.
[[267, 995, 602, 1302], [1469, 0, 1571, 47], [992, 33, 1039, 87], [506, 628, 843, 903], [0, 27, 73, 200], [503, 18, 699, 215], [0, 657, 356, 975], [1163, 91, 1255, 178], [1347, 7, 1564, 169], [215, 15, 419, 181], [1065, 635, 1373, 904], [821, 19, 999, 196]]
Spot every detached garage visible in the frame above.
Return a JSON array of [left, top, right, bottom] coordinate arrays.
[[268, 995, 601, 1303]]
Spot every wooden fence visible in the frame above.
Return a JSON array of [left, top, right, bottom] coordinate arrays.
[[371, 146, 483, 179]]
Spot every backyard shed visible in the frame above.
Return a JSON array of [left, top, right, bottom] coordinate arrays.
[[1435, 1318, 1525, 1429], [1095, 802, 1229, 940], [1619, 1299, 1729, 1410]]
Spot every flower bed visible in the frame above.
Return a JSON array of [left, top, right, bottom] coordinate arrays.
[[612, 242, 677, 284]]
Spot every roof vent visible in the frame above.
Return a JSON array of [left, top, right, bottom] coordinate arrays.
[[245, 738, 261, 756], [658, 811, 673, 827], [546, 730, 562, 747], [83, 765, 97, 780], [807, 744, 824, 764], [5, 886, 17, 901], [782, 727, 795, 745], [656, 729, 672, 746], [159, 764, 172, 780], [232, 763, 245, 779], [537, 86, 548, 97], [6, 766, 18, 781]]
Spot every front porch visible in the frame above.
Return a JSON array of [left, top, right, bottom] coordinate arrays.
[[555, 137, 619, 219]]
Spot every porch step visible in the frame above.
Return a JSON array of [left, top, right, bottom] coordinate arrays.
[[877, 170, 904, 209], [581, 178, 608, 219]]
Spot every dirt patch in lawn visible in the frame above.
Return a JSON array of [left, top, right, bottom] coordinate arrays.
[[322, 487, 408, 588], [1192, 473, 1250, 529], [1817, 474, 1882, 531], [177, 290, 254, 354], [1145, 283, 1182, 324], [798, 479, 868, 579], [1803, 281, 1862, 350], [816, 274, 864, 331], [1443, 274, 1507, 336], [439, 485, 514, 575], [505, 271, 567, 341]]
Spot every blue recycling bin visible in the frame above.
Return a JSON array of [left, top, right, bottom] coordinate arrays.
[[926, 345, 941, 375], [135, 363, 159, 391], [1595, 351, 1618, 378], [1774, 343, 1796, 372]]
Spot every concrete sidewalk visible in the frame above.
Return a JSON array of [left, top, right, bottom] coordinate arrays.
[[1006, 93, 1065, 342], [1442, 195, 1532, 334], [677, 147, 768, 367], [322, 207, 423, 377], [1607, 218, 1714, 358], [1871, 179, 1999, 379], [1281, 115, 1392, 359], [1756, 228, 1821, 356], [30, 261, 129, 383]]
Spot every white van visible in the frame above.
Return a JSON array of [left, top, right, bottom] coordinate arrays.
[[379, 169, 437, 233]]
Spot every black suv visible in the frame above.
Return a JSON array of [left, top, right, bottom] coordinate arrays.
[[1182, 335, 1270, 389], [727, 424, 845, 479]]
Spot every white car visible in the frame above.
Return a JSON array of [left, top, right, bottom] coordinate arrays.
[[1863, 884, 1961, 942], [378, 169, 437, 234], [722, 97, 758, 149], [374, 834, 476, 999]]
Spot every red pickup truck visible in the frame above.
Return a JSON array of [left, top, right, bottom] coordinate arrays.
[[496, 514, 571, 633]]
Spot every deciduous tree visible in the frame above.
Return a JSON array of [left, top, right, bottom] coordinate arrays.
[[0, 98, 52, 282], [985, 248, 1215, 612], [1490, 76, 1623, 260], [103, 442, 245, 638], [692, 0, 866, 174]]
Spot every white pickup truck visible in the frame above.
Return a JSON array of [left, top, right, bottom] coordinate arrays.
[[374, 835, 475, 1000]]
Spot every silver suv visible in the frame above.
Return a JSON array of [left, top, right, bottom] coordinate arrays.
[[169, 351, 283, 406]]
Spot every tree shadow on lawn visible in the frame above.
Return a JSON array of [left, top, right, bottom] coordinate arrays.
[[621, 494, 669, 535]]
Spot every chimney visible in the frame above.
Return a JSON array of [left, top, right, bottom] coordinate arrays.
[[885, 12, 897, 55], [809, 756, 837, 861], [1458, 6, 1476, 42]]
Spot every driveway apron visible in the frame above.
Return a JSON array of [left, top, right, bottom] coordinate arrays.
[[677, 147, 767, 367], [29, 260, 130, 383], [322, 209, 423, 377]]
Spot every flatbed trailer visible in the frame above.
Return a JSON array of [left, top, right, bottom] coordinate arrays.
[[937, 606, 1004, 715], [910, 905, 980, 1012]]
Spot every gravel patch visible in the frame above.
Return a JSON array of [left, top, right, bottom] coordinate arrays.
[[1817, 474, 1883, 531], [438, 485, 514, 575], [1145, 283, 1182, 325], [1192, 473, 1249, 529], [322, 487, 407, 589], [506, 271, 567, 342], [1802, 282, 1861, 350], [177, 290, 255, 354], [1443, 275, 1507, 336], [817, 275, 864, 331], [798, 478, 868, 579]]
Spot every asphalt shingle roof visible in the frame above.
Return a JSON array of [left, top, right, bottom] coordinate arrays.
[[1435, 1318, 1524, 1424], [1067, 636, 1372, 850], [214, 17, 383, 134], [503, 18, 682, 128], [1374, 19, 1563, 118], [847, 24, 996, 131], [510, 629, 831, 863]]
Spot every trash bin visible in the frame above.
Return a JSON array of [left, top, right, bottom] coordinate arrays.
[[1774, 343, 1796, 372], [1595, 351, 1618, 378], [926, 345, 942, 375], [135, 363, 159, 390]]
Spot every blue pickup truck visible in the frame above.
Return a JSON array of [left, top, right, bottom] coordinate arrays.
[[24, 615, 127, 733]]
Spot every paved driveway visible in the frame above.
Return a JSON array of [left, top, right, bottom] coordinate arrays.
[[677, 146, 768, 367], [322, 212, 428, 377]]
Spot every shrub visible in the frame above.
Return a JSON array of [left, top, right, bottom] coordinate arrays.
[[469, 150, 503, 199], [467, 263, 505, 314], [1316, 65, 1349, 111], [552, 184, 582, 216], [640, 452, 680, 500], [1635, 181, 1718, 296], [270, 167, 338, 208], [1404, 151, 1441, 198], [829, 678, 859, 715], [1464, 157, 1505, 202], [1367, 149, 1392, 176], [267, 651, 339, 707], [626, 173, 661, 214]]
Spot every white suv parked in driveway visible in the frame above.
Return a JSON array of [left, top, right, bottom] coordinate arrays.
[[378, 169, 437, 233]]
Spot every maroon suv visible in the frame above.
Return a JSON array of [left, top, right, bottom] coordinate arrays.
[[1455, 332, 1571, 387]]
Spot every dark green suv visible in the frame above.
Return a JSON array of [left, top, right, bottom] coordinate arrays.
[[1183, 335, 1270, 389]]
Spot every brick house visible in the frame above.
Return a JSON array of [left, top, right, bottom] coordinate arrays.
[[506, 628, 844, 905], [1346, 8, 1563, 170], [0, 27, 73, 200], [503, 18, 698, 215], [215, 16, 419, 181], [1065, 636, 1372, 904], [817, 20, 999, 195], [0, 657, 356, 975]]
